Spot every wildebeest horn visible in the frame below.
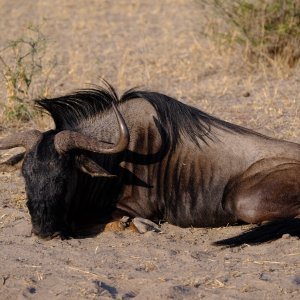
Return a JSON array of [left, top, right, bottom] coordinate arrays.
[[0, 130, 42, 151], [54, 103, 129, 154]]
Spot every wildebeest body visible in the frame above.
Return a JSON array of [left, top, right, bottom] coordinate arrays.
[[70, 99, 299, 227], [1, 83, 299, 244]]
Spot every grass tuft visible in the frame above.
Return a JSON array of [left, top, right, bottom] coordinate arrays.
[[209, 0, 300, 68], [0, 25, 56, 122]]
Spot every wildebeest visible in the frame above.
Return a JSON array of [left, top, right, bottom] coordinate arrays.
[[0, 82, 299, 245]]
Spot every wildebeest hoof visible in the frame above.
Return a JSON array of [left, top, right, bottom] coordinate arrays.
[[132, 217, 161, 233], [120, 216, 131, 227]]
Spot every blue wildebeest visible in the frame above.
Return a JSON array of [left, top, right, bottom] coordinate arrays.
[[0, 82, 299, 245]]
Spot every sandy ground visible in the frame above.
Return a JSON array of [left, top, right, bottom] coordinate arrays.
[[0, 1, 299, 299]]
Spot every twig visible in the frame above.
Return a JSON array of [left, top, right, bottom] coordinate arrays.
[[67, 266, 107, 280], [2, 275, 9, 285], [285, 253, 300, 257], [253, 260, 285, 265]]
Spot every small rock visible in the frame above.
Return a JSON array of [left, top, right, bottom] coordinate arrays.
[[259, 273, 271, 281], [28, 287, 36, 294], [120, 216, 130, 227], [293, 277, 300, 285], [169, 249, 179, 256], [172, 285, 191, 294], [122, 291, 137, 299]]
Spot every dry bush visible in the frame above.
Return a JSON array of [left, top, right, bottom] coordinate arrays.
[[0, 25, 56, 123], [210, 0, 300, 68]]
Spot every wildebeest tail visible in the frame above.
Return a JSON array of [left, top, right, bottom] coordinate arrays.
[[213, 218, 300, 246]]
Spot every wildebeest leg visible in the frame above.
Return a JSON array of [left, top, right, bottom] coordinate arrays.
[[102, 217, 161, 233], [132, 217, 161, 233], [223, 161, 300, 224]]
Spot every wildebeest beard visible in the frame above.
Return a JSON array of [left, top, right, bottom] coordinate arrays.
[[22, 132, 74, 238]]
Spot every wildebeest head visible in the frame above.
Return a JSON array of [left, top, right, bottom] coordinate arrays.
[[22, 131, 73, 238], [0, 104, 129, 238]]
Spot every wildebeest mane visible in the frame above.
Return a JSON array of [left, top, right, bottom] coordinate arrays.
[[36, 82, 265, 149], [121, 90, 262, 148], [36, 84, 119, 130]]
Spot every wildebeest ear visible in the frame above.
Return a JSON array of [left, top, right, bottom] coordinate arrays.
[[0, 152, 25, 172], [75, 155, 116, 177]]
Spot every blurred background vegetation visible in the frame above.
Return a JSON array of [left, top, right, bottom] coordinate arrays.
[[0, 25, 56, 122], [211, 0, 300, 67], [0, 0, 299, 136]]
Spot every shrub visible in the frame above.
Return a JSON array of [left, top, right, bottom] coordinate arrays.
[[212, 0, 300, 67], [0, 25, 56, 122]]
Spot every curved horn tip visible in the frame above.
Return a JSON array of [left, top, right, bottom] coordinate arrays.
[[111, 103, 130, 152], [0, 130, 42, 151]]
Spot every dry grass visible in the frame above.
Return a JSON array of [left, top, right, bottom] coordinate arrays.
[[208, 0, 300, 67], [0, 25, 56, 125], [0, 1, 298, 143]]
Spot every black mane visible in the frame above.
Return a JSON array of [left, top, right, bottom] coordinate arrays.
[[36, 83, 119, 130], [36, 82, 262, 149]]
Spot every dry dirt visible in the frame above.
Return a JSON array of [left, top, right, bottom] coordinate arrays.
[[0, 1, 299, 299]]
